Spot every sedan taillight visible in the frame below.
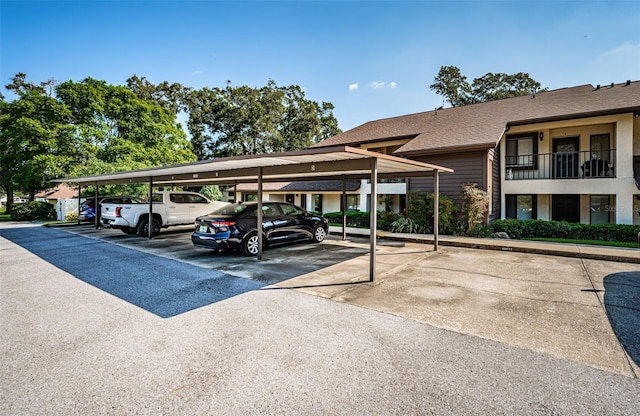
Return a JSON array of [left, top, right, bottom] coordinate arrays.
[[214, 221, 237, 227]]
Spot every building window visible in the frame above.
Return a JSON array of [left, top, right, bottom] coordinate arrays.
[[312, 194, 323, 213], [506, 195, 537, 220], [506, 133, 537, 169], [341, 195, 360, 211], [590, 195, 611, 224], [242, 193, 257, 202]]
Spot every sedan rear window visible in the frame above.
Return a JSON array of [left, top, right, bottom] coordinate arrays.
[[210, 203, 248, 216]]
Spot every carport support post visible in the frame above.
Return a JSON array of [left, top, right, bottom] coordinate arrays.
[[257, 167, 263, 260], [369, 158, 377, 282], [341, 175, 347, 241], [433, 170, 439, 251], [77, 185, 81, 225], [148, 177, 153, 239], [94, 182, 99, 230]]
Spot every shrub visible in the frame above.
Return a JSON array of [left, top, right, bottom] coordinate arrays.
[[377, 211, 400, 231], [324, 211, 370, 228], [11, 201, 56, 221], [490, 219, 640, 243], [66, 211, 79, 222], [390, 217, 421, 234], [461, 184, 488, 235], [406, 190, 456, 234]]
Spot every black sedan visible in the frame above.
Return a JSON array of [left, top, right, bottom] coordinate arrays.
[[192, 201, 329, 256]]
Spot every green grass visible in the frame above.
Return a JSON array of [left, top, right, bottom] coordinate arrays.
[[523, 237, 638, 249]]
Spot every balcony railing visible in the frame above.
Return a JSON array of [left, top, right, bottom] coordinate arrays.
[[506, 149, 616, 180]]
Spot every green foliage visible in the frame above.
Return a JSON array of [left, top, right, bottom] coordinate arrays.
[[406, 190, 455, 234], [324, 210, 401, 231], [66, 211, 79, 222], [324, 211, 370, 228], [184, 80, 341, 159], [10, 201, 56, 221], [461, 183, 489, 235], [0, 86, 79, 212], [490, 219, 640, 243], [467, 224, 493, 238], [377, 211, 400, 231], [56, 77, 196, 172], [199, 185, 223, 201], [390, 216, 421, 234], [430, 66, 546, 107]]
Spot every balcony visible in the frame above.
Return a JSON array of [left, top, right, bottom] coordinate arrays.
[[506, 150, 616, 180]]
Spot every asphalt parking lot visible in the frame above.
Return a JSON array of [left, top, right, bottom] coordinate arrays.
[[1, 222, 639, 415]]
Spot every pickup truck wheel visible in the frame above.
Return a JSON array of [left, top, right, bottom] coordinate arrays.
[[137, 217, 161, 237], [241, 232, 260, 256], [311, 225, 326, 243], [121, 227, 137, 235]]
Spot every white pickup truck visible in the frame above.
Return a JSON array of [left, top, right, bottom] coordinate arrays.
[[101, 191, 227, 236]]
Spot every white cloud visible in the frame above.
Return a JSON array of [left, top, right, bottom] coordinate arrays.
[[591, 41, 640, 83], [596, 41, 640, 62], [193, 70, 203, 75], [370, 81, 398, 89], [349, 83, 359, 91]]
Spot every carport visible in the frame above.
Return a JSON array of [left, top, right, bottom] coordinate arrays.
[[56, 146, 452, 282]]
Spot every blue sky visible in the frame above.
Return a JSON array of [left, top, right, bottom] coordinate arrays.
[[2, 1, 639, 131]]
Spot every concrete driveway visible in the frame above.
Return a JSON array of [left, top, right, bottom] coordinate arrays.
[[1, 222, 639, 414]]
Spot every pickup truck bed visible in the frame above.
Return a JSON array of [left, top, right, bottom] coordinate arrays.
[[101, 191, 227, 236]]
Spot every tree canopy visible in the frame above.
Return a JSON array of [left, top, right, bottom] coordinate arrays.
[[1, 73, 342, 211], [430, 65, 546, 107], [132, 78, 341, 160]]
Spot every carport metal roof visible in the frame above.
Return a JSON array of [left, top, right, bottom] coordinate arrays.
[[56, 146, 452, 186], [56, 146, 453, 282]]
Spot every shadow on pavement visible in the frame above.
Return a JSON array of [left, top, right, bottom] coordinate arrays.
[[603, 271, 640, 366], [1, 226, 264, 318]]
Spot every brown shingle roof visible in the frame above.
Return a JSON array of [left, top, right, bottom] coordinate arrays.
[[314, 81, 640, 155], [35, 184, 78, 200]]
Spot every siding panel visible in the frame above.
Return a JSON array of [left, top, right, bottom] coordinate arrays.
[[408, 151, 488, 208]]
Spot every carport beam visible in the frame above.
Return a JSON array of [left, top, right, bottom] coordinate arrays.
[[369, 158, 377, 282]]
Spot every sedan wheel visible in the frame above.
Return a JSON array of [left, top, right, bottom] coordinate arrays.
[[312, 225, 326, 243], [242, 232, 260, 256]]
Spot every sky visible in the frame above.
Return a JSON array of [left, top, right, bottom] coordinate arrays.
[[2, 1, 639, 132]]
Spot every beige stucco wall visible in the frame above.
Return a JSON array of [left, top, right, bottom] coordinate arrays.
[[501, 113, 637, 224]]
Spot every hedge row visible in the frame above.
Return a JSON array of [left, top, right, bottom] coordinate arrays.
[[490, 219, 640, 243], [10, 201, 56, 221], [323, 211, 401, 231]]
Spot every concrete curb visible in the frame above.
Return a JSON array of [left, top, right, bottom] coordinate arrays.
[[329, 227, 640, 264]]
